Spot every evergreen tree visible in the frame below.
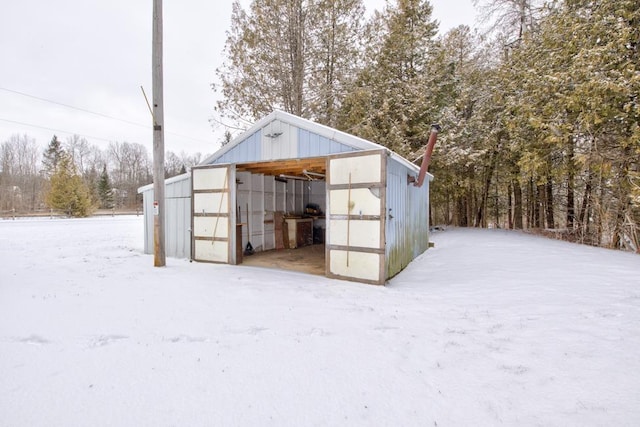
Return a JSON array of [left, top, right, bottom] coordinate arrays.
[[474, 0, 542, 41], [42, 135, 65, 177], [84, 165, 101, 210], [45, 154, 94, 217], [338, 0, 439, 158], [214, 0, 365, 125], [428, 25, 501, 227], [97, 164, 114, 209], [306, 0, 366, 127], [215, 0, 307, 121], [213, 0, 639, 251], [507, 0, 639, 246]]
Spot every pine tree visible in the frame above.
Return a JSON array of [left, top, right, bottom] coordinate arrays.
[[214, 0, 308, 121], [45, 155, 94, 217], [428, 25, 501, 228], [214, 0, 365, 125], [97, 164, 114, 209], [306, 0, 366, 127], [473, 0, 542, 41], [338, 0, 439, 158], [42, 135, 65, 177], [84, 165, 101, 210], [508, 0, 639, 245]]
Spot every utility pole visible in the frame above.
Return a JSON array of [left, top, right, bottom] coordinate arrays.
[[152, 0, 166, 266]]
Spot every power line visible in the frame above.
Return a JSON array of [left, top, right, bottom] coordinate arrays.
[[0, 86, 215, 145], [0, 117, 119, 144], [0, 86, 148, 129]]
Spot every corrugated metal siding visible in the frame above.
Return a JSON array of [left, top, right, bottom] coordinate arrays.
[[165, 176, 191, 198], [210, 124, 357, 166], [298, 129, 356, 157], [140, 175, 192, 259], [212, 130, 262, 164], [166, 177, 191, 259], [385, 158, 430, 279], [165, 196, 191, 259], [142, 190, 153, 254], [262, 121, 297, 160]]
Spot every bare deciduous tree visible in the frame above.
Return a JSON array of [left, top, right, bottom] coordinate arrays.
[[0, 134, 43, 212]]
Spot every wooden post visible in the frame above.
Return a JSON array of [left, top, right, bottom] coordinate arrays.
[[152, 0, 166, 266]]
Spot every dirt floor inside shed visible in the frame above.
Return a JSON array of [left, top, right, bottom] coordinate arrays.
[[240, 244, 325, 276]]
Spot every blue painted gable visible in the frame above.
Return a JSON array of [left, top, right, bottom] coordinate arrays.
[[298, 128, 355, 157], [211, 129, 262, 164]]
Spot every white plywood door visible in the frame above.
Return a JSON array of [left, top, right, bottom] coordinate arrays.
[[326, 149, 386, 285], [192, 165, 233, 263]]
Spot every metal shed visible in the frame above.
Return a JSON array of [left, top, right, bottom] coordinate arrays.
[[138, 110, 433, 285]]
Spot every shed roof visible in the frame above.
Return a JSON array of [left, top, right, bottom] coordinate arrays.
[[139, 110, 433, 194], [138, 171, 190, 194], [202, 110, 430, 176]]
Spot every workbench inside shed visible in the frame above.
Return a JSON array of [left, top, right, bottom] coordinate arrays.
[[235, 168, 326, 256], [284, 217, 313, 248]]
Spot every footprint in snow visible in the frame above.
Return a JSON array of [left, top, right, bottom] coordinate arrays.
[[247, 327, 269, 335], [88, 334, 128, 348], [16, 334, 50, 345], [165, 335, 208, 343], [307, 328, 330, 336], [500, 364, 529, 375]]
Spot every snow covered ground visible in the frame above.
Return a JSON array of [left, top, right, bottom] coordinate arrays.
[[1, 216, 638, 426]]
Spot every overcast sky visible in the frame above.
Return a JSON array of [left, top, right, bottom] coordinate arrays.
[[0, 0, 476, 158]]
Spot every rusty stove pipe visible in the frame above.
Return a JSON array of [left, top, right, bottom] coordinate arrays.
[[414, 124, 441, 188]]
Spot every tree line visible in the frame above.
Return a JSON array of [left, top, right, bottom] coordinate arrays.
[[0, 133, 202, 216], [2, 0, 637, 251], [215, 0, 639, 251]]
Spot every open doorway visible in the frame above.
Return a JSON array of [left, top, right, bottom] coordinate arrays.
[[234, 157, 327, 276], [191, 149, 388, 284], [239, 245, 325, 276]]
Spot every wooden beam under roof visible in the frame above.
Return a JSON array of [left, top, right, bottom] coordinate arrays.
[[236, 157, 326, 178]]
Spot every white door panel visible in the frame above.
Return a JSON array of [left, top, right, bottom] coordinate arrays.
[[326, 150, 386, 285], [329, 188, 381, 216], [192, 165, 234, 263]]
